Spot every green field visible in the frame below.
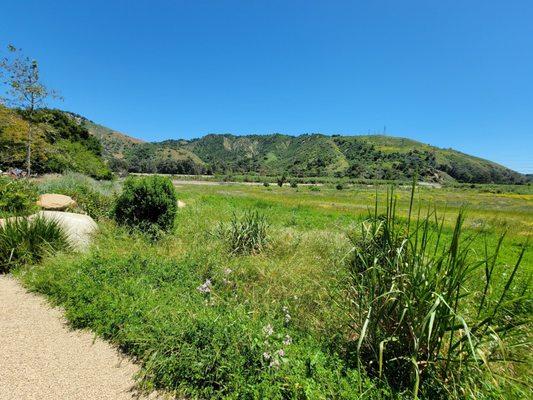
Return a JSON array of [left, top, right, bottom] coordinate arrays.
[[14, 177, 533, 399]]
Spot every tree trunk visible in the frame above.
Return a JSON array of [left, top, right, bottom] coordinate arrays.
[[26, 122, 32, 176]]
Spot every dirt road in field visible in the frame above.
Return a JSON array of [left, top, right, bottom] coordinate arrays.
[[0, 275, 160, 400]]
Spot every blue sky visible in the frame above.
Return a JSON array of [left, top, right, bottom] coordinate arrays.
[[1, 1, 532, 173]]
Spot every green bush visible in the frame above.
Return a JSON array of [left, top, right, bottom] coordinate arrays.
[[336, 183, 344, 190], [309, 185, 321, 192], [263, 181, 270, 187], [37, 173, 116, 220], [345, 187, 528, 397], [113, 176, 177, 233], [290, 180, 298, 188], [44, 140, 113, 180], [221, 210, 269, 255], [0, 177, 38, 218], [0, 216, 69, 272]]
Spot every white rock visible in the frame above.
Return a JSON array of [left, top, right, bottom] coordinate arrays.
[[34, 211, 98, 251]]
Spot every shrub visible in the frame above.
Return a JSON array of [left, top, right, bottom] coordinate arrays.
[[0, 216, 69, 272], [309, 185, 321, 192], [37, 173, 116, 220], [344, 187, 528, 397], [113, 176, 177, 233], [222, 210, 269, 255], [290, 180, 298, 188], [0, 177, 38, 217], [263, 181, 270, 187], [336, 183, 344, 190]]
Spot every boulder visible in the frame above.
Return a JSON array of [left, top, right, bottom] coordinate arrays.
[[37, 194, 77, 211], [34, 211, 98, 251]]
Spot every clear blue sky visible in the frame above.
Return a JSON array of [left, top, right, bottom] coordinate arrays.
[[2, 1, 532, 173]]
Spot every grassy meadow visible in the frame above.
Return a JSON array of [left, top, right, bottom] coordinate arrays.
[[11, 175, 532, 399]]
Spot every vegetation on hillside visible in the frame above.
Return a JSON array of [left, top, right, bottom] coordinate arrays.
[[88, 128, 525, 184], [0, 106, 112, 179]]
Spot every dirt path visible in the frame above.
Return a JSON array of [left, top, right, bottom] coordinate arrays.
[[0, 275, 160, 400]]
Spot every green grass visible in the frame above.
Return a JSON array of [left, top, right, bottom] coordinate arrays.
[[17, 178, 532, 399], [1, 216, 70, 272]]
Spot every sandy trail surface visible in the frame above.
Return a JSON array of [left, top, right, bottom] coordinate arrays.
[[0, 275, 160, 400]]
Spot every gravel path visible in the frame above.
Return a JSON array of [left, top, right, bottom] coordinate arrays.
[[0, 275, 161, 400]]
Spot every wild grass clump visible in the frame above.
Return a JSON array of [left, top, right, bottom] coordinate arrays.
[[344, 187, 529, 398], [37, 172, 117, 219], [221, 210, 269, 255], [0, 177, 38, 217], [112, 175, 177, 234], [0, 216, 69, 272]]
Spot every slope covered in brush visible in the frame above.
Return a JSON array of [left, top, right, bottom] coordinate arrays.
[[136, 133, 524, 184], [0, 106, 111, 179]]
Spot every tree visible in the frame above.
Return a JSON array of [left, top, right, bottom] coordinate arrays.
[[277, 172, 287, 187], [0, 45, 60, 175]]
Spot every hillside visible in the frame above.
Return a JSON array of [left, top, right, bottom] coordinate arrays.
[[83, 117, 525, 183], [124, 133, 524, 184], [0, 106, 111, 179], [1, 106, 525, 184]]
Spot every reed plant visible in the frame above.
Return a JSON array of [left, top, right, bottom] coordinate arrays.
[[345, 184, 529, 398]]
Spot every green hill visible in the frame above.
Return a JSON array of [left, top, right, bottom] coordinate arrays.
[[0, 106, 112, 179], [2, 106, 525, 184], [84, 120, 525, 183], [132, 133, 524, 184]]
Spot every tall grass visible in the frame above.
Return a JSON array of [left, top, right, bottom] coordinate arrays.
[[222, 210, 269, 255], [345, 186, 529, 398], [0, 216, 70, 272]]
